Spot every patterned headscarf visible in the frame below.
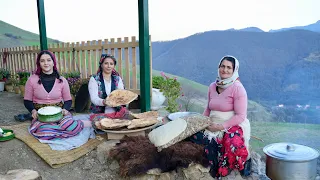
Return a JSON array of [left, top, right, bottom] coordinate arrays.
[[35, 50, 58, 75], [97, 54, 120, 76], [216, 55, 240, 89]]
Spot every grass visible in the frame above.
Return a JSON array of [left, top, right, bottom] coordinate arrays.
[[250, 121, 320, 156]]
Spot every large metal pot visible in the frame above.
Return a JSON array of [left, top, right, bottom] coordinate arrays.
[[263, 143, 319, 180]]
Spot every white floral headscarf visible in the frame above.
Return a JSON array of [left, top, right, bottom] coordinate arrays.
[[216, 55, 240, 89]]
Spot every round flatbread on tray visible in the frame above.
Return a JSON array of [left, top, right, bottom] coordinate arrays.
[[127, 117, 159, 129], [130, 111, 159, 119], [100, 118, 131, 129], [105, 89, 138, 107]]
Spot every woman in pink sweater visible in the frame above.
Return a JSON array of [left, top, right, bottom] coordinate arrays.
[[190, 56, 251, 178], [24, 50, 87, 140]]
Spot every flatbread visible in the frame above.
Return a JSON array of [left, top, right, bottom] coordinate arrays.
[[127, 118, 158, 129], [105, 89, 138, 107], [148, 118, 187, 147], [100, 118, 132, 129], [130, 111, 159, 119]]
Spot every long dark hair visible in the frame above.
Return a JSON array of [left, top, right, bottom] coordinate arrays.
[[35, 50, 62, 84]]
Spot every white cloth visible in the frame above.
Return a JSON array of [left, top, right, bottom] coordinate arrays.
[[88, 76, 124, 113], [38, 114, 96, 151], [216, 55, 240, 89], [204, 111, 251, 158]]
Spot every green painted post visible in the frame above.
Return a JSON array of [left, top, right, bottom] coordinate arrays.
[[138, 0, 151, 112], [37, 0, 48, 50]]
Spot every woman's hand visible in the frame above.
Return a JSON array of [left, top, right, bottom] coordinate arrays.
[[207, 123, 225, 132], [31, 109, 38, 120], [62, 109, 70, 116]]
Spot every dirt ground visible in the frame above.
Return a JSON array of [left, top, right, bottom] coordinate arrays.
[[0, 92, 319, 180], [0, 92, 123, 180]]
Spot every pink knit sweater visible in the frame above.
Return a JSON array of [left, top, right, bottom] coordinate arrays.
[[24, 74, 72, 104], [203, 81, 248, 129]]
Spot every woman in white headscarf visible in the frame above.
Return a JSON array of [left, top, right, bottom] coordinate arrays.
[[190, 55, 251, 178]]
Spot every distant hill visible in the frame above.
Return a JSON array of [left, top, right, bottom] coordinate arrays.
[[152, 29, 320, 105], [269, 20, 320, 33], [1, 20, 320, 106], [0, 20, 58, 48]]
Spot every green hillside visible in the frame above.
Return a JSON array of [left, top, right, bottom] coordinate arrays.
[[0, 20, 58, 48]]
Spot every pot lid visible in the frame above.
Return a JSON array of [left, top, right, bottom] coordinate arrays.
[[263, 142, 320, 162]]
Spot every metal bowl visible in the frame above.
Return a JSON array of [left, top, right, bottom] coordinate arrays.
[[167, 112, 201, 121]]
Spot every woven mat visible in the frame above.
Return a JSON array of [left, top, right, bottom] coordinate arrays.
[[2, 122, 105, 168]]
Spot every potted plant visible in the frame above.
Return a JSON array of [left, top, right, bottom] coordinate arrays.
[[17, 69, 30, 96], [152, 72, 183, 113], [63, 71, 81, 107], [0, 68, 10, 92], [4, 76, 14, 92]]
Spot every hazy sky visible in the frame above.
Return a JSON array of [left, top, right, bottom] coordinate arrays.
[[0, 0, 319, 42]]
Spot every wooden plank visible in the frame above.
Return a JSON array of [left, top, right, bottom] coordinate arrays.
[[124, 37, 130, 89], [66, 43, 71, 72], [91, 40, 97, 74], [31, 46, 36, 72], [71, 43, 76, 71], [11, 47, 17, 73], [97, 40, 102, 71], [21, 47, 26, 70], [8, 48, 13, 75], [81, 41, 86, 78], [132, 36, 137, 89], [87, 40, 92, 76], [25, 46, 31, 72], [61, 43, 66, 73], [116, 37, 122, 77], [74, 42, 80, 72], [57, 43, 62, 72], [104, 39, 109, 54], [110, 38, 115, 56]]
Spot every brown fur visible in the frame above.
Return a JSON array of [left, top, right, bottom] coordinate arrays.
[[109, 136, 209, 177]]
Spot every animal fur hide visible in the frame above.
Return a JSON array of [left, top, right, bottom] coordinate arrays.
[[109, 136, 209, 177]]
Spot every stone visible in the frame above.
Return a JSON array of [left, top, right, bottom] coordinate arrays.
[[147, 168, 162, 176], [130, 174, 157, 180], [1, 169, 41, 180], [96, 140, 119, 164], [158, 172, 172, 180], [109, 160, 120, 171]]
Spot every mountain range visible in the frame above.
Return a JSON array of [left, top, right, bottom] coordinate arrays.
[[1, 20, 320, 106]]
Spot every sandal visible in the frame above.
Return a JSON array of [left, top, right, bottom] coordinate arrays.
[[14, 114, 33, 122]]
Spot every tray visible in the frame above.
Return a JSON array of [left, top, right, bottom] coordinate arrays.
[[100, 122, 160, 134], [0, 129, 15, 142]]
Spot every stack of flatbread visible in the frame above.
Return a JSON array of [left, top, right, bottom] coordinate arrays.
[[97, 111, 159, 130], [100, 118, 131, 129], [105, 89, 138, 107], [130, 111, 159, 119]]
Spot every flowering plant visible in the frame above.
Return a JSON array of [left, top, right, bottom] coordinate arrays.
[[17, 69, 30, 85], [152, 72, 183, 113], [63, 71, 82, 95], [0, 68, 10, 82]]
